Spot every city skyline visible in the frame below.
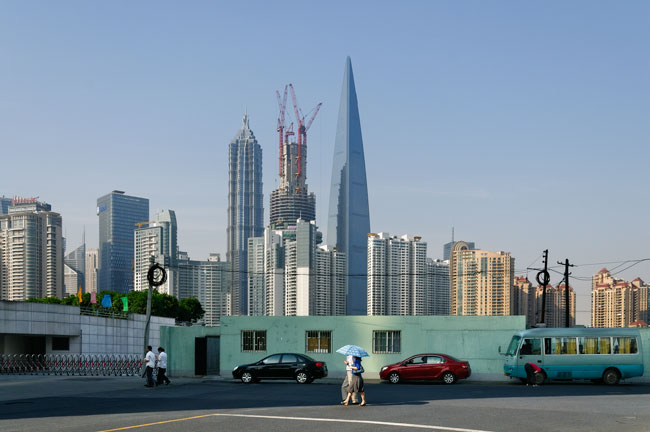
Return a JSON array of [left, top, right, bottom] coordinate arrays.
[[2, 2, 649, 324]]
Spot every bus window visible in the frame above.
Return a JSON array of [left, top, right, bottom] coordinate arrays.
[[579, 337, 599, 354], [544, 337, 577, 354], [505, 336, 521, 356], [613, 337, 638, 354], [599, 337, 611, 354], [520, 338, 541, 355]]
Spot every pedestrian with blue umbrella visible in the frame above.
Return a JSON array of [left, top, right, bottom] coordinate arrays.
[[337, 345, 368, 406]]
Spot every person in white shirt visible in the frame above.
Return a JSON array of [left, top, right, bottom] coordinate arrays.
[[340, 354, 359, 404], [156, 347, 171, 386], [143, 346, 156, 387]]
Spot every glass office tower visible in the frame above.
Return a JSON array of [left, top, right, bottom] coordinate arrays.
[[97, 190, 149, 294], [227, 114, 263, 315], [327, 57, 371, 315]]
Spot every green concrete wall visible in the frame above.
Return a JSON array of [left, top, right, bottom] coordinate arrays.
[[160, 325, 221, 377], [162, 318, 650, 381], [219, 315, 526, 379]]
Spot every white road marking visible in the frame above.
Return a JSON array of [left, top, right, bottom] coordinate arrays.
[[214, 413, 495, 432]]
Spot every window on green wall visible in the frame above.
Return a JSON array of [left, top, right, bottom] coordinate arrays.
[[242, 330, 266, 352], [306, 330, 332, 353], [373, 330, 401, 354]]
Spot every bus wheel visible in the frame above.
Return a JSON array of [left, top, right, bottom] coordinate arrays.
[[602, 368, 620, 385]]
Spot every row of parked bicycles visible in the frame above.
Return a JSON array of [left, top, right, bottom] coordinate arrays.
[[0, 354, 143, 376]]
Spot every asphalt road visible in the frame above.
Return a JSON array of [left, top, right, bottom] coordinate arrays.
[[1, 376, 650, 432]]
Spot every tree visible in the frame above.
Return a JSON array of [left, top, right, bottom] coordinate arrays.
[[178, 298, 205, 322]]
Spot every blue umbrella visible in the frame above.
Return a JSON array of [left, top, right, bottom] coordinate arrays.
[[336, 344, 369, 357]]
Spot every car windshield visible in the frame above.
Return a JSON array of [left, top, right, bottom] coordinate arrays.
[[505, 336, 521, 356], [301, 354, 315, 362], [444, 354, 460, 362]]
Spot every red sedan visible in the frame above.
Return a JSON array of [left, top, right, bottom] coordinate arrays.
[[379, 353, 471, 384]]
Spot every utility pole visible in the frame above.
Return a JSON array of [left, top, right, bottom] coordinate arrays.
[[144, 256, 167, 354], [536, 250, 550, 326], [558, 258, 575, 328], [143, 256, 154, 355]]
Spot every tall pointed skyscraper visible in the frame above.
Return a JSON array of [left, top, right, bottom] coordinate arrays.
[[227, 113, 263, 315], [328, 57, 371, 315]]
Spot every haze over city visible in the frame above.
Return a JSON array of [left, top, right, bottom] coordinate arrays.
[[2, 1, 649, 324]]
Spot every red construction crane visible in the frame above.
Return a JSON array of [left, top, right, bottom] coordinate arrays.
[[276, 85, 288, 177], [288, 83, 321, 178]]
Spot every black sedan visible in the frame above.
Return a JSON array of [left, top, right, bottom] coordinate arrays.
[[232, 353, 327, 384]]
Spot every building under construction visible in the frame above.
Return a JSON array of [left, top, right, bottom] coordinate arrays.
[[269, 84, 321, 228]]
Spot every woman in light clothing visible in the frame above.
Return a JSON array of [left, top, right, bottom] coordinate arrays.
[[341, 356, 366, 406]]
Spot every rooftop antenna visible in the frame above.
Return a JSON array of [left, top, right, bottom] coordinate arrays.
[[451, 226, 455, 243]]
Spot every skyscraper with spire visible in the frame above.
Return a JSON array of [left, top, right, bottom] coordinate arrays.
[[227, 113, 263, 316], [328, 57, 371, 315]]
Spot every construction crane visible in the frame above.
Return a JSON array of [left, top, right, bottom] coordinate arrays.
[[275, 85, 288, 177], [288, 83, 322, 179], [135, 221, 152, 228]]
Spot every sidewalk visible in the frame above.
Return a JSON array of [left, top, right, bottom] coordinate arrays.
[[0, 375, 201, 402]]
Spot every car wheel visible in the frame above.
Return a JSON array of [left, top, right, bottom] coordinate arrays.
[[535, 371, 546, 385], [241, 371, 254, 384], [602, 368, 620, 385], [442, 371, 456, 385], [388, 372, 400, 384], [295, 371, 310, 384]]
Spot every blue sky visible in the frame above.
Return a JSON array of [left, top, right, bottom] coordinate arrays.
[[1, 1, 649, 323]]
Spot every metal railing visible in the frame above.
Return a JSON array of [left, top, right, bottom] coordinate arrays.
[[79, 306, 129, 320], [0, 354, 143, 376]]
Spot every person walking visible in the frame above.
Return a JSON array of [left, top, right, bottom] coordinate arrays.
[[342, 356, 366, 406], [156, 347, 171, 386], [143, 346, 156, 388], [525, 361, 542, 387], [341, 355, 360, 404]]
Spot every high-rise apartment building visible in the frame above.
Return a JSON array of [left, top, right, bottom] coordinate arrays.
[[536, 284, 576, 328], [133, 210, 178, 296], [367, 233, 427, 316], [591, 268, 648, 328], [178, 252, 229, 326], [85, 248, 99, 293], [251, 220, 347, 316], [227, 114, 263, 316], [247, 236, 265, 316], [511, 276, 577, 327], [450, 243, 514, 316], [511, 276, 535, 326], [0, 198, 63, 300], [328, 57, 371, 316], [426, 258, 451, 315], [314, 245, 347, 316], [264, 228, 286, 316], [97, 191, 149, 294]]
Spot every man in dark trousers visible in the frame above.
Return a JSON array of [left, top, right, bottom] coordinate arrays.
[[525, 362, 542, 387], [156, 347, 171, 386], [143, 346, 156, 387]]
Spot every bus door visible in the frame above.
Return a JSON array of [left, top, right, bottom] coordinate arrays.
[[518, 338, 543, 377]]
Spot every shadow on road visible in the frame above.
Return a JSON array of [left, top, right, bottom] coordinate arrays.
[[2, 378, 650, 421]]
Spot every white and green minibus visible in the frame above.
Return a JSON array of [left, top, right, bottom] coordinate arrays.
[[503, 328, 644, 385]]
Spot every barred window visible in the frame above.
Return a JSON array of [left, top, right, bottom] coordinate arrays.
[[373, 330, 401, 354], [241, 330, 266, 352], [306, 330, 332, 353]]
